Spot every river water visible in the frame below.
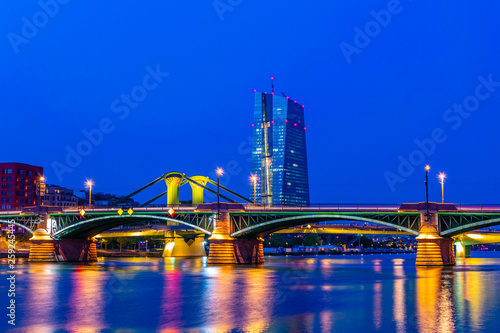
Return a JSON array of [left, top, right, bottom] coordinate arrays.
[[2, 253, 500, 332]]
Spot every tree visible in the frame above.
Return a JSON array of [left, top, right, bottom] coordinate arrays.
[[269, 234, 287, 247], [304, 234, 323, 246]]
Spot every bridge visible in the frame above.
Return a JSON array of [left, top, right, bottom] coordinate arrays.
[[2, 171, 500, 266]]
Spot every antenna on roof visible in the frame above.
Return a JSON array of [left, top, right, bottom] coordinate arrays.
[[271, 76, 274, 94]]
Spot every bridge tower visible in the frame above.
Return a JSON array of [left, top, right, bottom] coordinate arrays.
[[165, 172, 183, 205], [189, 175, 209, 205]]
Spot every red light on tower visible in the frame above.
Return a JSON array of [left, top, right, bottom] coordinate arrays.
[[294, 123, 297, 126], [271, 120, 274, 123], [285, 119, 288, 123], [294, 100, 297, 103], [286, 96, 289, 99], [253, 89, 257, 92], [271, 77, 274, 80], [304, 127, 307, 130], [251, 124, 254, 127]]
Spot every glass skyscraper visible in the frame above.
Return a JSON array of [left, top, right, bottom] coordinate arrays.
[[251, 91, 310, 206]]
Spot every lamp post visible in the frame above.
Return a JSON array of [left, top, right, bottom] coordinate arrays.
[[251, 175, 257, 205], [425, 165, 430, 222], [216, 168, 223, 221], [86, 180, 93, 209], [37, 176, 45, 223], [439, 172, 446, 204]]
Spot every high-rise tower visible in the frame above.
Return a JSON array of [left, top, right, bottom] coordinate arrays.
[[251, 91, 310, 206]]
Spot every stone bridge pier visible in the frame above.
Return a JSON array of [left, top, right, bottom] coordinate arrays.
[[29, 214, 97, 262], [207, 207, 264, 264], [416, 212, 455, 266]]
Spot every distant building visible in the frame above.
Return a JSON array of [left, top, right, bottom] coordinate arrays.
[[0, 162, 43, 210], [42, 185, 79, 207], [251, 91, 310, 206]]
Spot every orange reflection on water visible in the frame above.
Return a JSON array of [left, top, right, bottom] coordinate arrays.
[[241, 268, 274, 332], [455, 260, 486, 331], [203, 266, 238, 332], [416, 267, 455, 333]]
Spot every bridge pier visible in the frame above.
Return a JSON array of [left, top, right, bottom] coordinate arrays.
[[416, 213, 455, 266], [207, 211, 264, 264], [29, 215, 97, 262], [162, 231, 207, 257]]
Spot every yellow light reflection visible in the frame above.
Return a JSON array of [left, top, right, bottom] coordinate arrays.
[[466, 234, 484, 240], [416, 267, 455, 332]]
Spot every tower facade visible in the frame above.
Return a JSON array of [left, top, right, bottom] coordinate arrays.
[[251, 92, 310, 206]]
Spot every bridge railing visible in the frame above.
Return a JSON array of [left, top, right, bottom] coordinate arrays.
[[242, 203, 401, 211], [455, 204, 500, 212]]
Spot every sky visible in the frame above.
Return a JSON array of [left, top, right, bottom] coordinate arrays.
[[1, 1, 500, 205]]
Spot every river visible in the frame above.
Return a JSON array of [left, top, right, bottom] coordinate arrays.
[[2, 253, 500, 332]]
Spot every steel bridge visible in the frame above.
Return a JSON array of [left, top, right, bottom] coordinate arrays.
[[3, 203, 500, 240]]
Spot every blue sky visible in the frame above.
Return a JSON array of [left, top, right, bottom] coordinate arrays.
[[1, 1, 500, 205]]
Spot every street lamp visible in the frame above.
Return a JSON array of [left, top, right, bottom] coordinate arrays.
[[251, 175, 257, 205], [438, 172, 446, 204], [86, 180, 94, 209], [216, 168, 223, 221], [37, 175, 45, 222], [425, 165, 430, 222]]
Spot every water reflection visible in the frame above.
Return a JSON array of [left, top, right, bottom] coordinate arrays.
[[5, 255, 500, 332], [393, 260, 406, 333], [415, 267, 455, 333], [67, 268, 107, 331], [21, 266, 59, 331]]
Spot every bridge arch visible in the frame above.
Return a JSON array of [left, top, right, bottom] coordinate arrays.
[[441, 218, 500, 237], [52, 215, 212, 240], [0, 219, 35, 236], [231, 214, 419, 238]]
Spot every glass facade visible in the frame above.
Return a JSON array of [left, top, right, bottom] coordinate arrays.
[[251, 92, 310, 206]]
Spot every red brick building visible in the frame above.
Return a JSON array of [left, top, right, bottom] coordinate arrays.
[[0, 162, 43, 211]]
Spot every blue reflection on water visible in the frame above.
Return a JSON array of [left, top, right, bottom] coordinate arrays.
[[2, 253, 500, 332]]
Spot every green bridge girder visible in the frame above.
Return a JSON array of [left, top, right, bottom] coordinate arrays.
[[229, 211, 421, 237], [50, 211, 215, 239], [439, 213, 500, 236], [6, 207, 500, 240]]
